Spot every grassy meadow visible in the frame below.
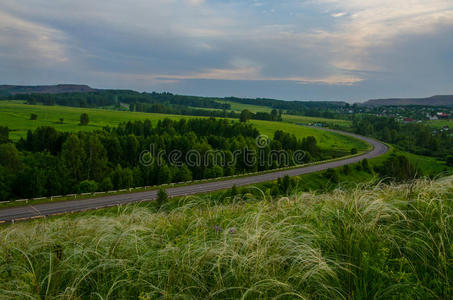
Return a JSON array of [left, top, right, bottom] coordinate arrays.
[[216, 100, 273, 113], [0, 177, 451, 299], [282, 114, 351, 127], [426, 119, 453, 128], [0, 101, 367, 151]]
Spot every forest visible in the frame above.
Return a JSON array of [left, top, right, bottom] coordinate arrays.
[[0, 118, 321, 201], [352, 116, 453, 163]]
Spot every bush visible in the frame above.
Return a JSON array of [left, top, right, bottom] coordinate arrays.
[[362, 158, 371, 173], [30, 113, 37, 120], [447, 155, 453, 167], [324, 168, 339, 183], [99, 177, 113, 191], [157, 188, 168, 208], [351, 148, 358, 155], [77, 180, 98, 193], [377, 155, 421, 182], [342, 164, 350, 175]]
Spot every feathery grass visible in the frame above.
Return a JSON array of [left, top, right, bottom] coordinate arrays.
[[0, 177, 452, 299]]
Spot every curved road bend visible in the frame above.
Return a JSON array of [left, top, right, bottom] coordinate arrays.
[[0, 128, 388, 223]]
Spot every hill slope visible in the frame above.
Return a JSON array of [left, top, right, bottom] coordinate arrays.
[[0, 177, 451, 298], [0, 84, 97, 96], [363, 95, 453, 106]]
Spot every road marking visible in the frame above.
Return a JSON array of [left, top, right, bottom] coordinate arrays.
[[29, 205, 42, 216]]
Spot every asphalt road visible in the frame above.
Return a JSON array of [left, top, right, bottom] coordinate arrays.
[[0, 128, 388, 223]]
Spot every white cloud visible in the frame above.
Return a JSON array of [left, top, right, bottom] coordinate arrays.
[[0, 10, 68, 65], [315, 0, 453, 71], [331, 12, 346, 18]]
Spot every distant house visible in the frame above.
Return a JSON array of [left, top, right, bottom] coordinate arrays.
[[429, 115, 439, 121], [404, 118, 414, 123], [437, 112, 449, 119]]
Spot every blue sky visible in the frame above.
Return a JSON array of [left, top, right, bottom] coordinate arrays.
[[0, 0, 452, 102]]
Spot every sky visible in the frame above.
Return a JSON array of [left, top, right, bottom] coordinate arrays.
[[0, 0, 453, 102]]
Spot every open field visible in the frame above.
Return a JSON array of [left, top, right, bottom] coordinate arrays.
[[282, 114, 351, 127], [426, 119, 453, 128], [0, 101, 367, 151], [216, 100, 272, 113], [1, 177, 451, 298]]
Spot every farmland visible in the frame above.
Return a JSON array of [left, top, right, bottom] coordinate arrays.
[[0, 101, 367, 151]]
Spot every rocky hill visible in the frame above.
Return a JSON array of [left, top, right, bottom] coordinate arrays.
[[0, 84, 97, 96]]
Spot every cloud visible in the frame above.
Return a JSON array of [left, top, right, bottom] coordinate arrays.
[[0, 10, 68, 65], [331, 12, 346, 18], [315, 0, 453, 72], [0, 0, 452, 99]]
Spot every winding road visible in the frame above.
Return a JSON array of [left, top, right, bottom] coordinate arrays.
[[0, 128, 388, 223]]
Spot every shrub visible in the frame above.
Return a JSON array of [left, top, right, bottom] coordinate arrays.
[[377, 155, 421, 182], [157, 188, 168, 208], [77, 180, 98, 193], [324, 168, 339, 183]]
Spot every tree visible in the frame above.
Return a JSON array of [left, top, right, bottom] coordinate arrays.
[[0, 126, 9, 144], [99, 177, 113, 191], [157, 163, 172, 184], [240, 109, 252, 123], [279, 175, 293, 195], [362, 159, 371, 173], [30, 113, 38, 120], [77, 180, 98, 194], [0, 143, 22, 172], [80, 113, 89, 126], [59, 118, 64, 124], [271, 109, 279, 121], [61, 134, 85, 183], [157, 188, 168, 208], [351, 148, 358, 155], [83, 135, 108, 181], [175, 164, 192, 182]]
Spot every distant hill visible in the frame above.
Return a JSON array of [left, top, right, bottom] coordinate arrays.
[[0, 84, 97, 96], [363, 95, 453, 107]]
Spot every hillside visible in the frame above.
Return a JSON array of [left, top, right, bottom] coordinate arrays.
[[0, 177, 451, 298], [363, 95, 453, 106], [0, 84, 97, 96]]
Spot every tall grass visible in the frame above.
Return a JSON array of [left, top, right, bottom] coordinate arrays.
[[0, 178, 452, 299]]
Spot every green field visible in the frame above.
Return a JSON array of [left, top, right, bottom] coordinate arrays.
[[0, 102, 367, 151], [282, 114, 351, 127], [212, 100, 352, 127], [426, 119, 453, 128], [216, 100, 272, 113]]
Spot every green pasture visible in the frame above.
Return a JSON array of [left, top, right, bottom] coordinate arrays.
[[0, 101, 367, 151]]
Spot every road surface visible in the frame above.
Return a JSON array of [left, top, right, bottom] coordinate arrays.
[[0, 128, 388, 223]]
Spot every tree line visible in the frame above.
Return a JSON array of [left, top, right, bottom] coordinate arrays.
[[352, 116, 453, 164], [0, 118, 323, 201]]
